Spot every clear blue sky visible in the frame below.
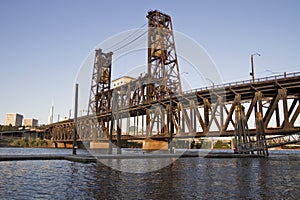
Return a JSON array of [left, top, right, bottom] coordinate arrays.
[[0, 0, 299, 125]]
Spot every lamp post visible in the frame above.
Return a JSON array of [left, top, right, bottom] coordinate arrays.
[[206, 78, 214, 88], [250, 53, 260, 82]]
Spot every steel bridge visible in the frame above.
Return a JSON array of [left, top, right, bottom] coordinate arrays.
[[44, 72, 300, 138], [43, 10, 300, 154]]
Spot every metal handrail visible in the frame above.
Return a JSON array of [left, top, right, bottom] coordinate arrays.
[[183, 71, 300, 94], [238, 132, 300, 153]]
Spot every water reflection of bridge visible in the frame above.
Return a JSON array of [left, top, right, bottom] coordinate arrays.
[[42, 10, 300, 154]]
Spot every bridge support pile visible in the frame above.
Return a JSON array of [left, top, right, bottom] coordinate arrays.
[[234, 105, 268, 156]]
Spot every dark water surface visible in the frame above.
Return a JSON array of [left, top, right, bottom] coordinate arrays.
[[0, 148, 299, 199]]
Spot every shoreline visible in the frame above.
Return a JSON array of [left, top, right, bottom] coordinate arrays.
[[0, 152, 266, 163], [1, 137, 299, 150]]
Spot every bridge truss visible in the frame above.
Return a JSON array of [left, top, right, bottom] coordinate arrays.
[[46, 10, 300, 154]]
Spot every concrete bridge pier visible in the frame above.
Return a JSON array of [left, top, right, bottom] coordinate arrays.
[[90, 141, 110, 149], [142, 138, 169, 151], [54, 142, 73, 148]]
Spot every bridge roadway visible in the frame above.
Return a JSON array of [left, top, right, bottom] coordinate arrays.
[[0, 129, 44, 138], [45, 72, 300, 142]]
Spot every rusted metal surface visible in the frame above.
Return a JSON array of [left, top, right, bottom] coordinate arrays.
[[46, 72, 300, 143], [88, 49, 113, 115], [45, 11, 300, 146], [147, 10, 182, 98]]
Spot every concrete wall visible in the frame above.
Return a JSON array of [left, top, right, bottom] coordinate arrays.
[[142, 139, 168, 151], [90, 141, 110, 149]]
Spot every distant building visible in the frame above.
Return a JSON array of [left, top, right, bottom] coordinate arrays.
[[5, 113, 23, 127], [48, 104, 54, 124], [112, 76, 135, 88], [23, 118, 38, 127]]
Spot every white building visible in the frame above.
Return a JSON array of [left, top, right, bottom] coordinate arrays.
[[112, 76, 135, 88], [23, 118, 38, 127], [5, 113, 23, 127]]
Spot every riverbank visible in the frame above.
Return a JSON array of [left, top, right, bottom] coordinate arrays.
[[0, 137, 52, 148], [0, 138, 13, 147], [1, 137, 299, 150]]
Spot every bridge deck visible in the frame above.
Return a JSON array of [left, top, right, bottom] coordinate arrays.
[[44, 72, 300, 144]]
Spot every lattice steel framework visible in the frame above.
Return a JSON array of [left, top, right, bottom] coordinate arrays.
[[85, 49, 113, 139], [88, 49, 113, 115], [239, 133, 300, 153], [147, 10, 182, 100], [46, 11, 300, 154]]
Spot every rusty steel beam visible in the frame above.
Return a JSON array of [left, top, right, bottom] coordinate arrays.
[[147, 10, 182, 99], [46, 10, 300, 146], [88, 49, 113, 115], [48, 74, 300, 142]]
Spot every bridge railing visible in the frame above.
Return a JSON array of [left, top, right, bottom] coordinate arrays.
[[238, 133, 300, 153], [183, 71, 300, 94], [265, 133, 300, 148]]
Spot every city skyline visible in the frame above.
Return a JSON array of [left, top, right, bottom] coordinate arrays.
[[4, 113, 39, 126], [0, 0, 299, 124]]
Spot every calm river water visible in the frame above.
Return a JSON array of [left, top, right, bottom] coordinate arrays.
[[0, 148, 299, 199]]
